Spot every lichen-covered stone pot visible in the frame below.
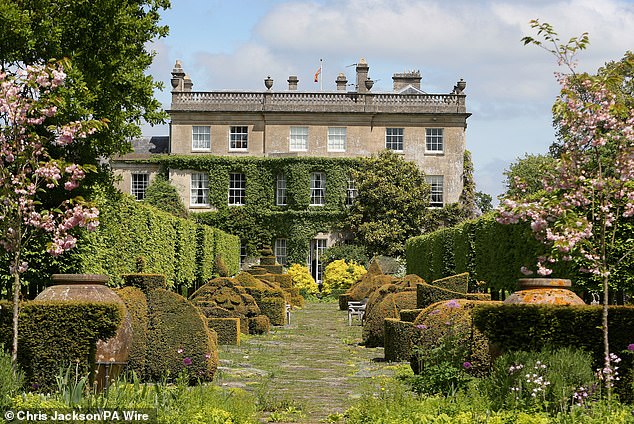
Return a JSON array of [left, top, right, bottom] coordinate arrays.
[[36, 274, 133, 364], [503, 278, 585, 305]]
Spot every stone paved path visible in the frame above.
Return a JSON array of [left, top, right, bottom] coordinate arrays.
[[215, 301, 400, 423]]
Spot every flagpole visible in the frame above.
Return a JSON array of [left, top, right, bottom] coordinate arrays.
[[320, 58, 323, 92]]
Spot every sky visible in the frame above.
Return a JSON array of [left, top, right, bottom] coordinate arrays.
[[142, 0, 634, 202]]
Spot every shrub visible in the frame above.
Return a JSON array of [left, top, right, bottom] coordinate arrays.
[[142, 174, 189, 218], [115, 286, 149, 379], [417, 282, 490, 309], [248, 315, 270, 335], [259, 297, 286, 326], [384, 319, 416, 362], [145, 289, 218, 383], [432, 273, 469, 294], [189, 277, 261, 318], [214, 254, 229, 278], [480, 347, 596, 413], [207, 318, 240, 345], [0, 300, 122, 391], [362, 289, 416, 348], [322, 244, 369, 267], [286, 264, 318, 296], [411, 299, 494, 379], [122, 273, 166, 293], [322, 260, 367, 295]]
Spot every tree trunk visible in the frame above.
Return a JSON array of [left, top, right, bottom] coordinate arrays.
[[12, 270, 20, 364], [603, 272, 610, 401]]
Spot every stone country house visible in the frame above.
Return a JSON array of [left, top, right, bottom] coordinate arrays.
[[111, 58, 471, 284]]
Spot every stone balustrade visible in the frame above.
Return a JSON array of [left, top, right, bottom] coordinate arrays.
[[170, 91, 466, 114]]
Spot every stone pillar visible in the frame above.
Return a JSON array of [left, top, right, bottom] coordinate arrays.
[[287, 75, 298, 90], [336, 73, 348, 91], [356, 58, 369, 93], [183, 75, 193, 92]]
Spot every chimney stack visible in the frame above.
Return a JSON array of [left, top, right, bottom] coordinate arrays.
[[170, 60, 186, 92], [392, 70, 422, 92], [287, 75, 299, 90], [336, 73, 348, 91], [356, 58, 369, 93]]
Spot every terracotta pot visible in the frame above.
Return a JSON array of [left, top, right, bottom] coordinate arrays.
[[504, 278, 585, 305], [36, 274, 133, 365]]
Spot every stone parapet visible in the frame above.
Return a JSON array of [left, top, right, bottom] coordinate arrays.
[[170, 91, 466, 114]]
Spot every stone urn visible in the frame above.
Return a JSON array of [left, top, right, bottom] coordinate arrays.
[[503, 278, 585, 305], [35, 274, 133, 381]]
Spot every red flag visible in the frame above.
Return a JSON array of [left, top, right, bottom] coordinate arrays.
[[314, 67, 321, 83]]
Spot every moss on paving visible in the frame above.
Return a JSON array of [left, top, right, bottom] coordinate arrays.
[[215, 301, 401, 423]]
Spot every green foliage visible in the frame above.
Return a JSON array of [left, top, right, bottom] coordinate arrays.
[[417, 282, 490, 309], [322, 260, 367, 295], [248, 315, 270, 335], [348, 150, 430, 257], [322, 244, 369, 267], [0, 300, 121, 390], [475, 191, 493, 214], [258, 297, 286, 326], [363, 289, 417, 348], [384, 318, 416, 362], [71, 188, 238, 289], [0, 343, 23, 410], [406, 213, 558, 292], [480, 347, 595, 413], [0, 0, 170, 163], [122, 273, 166, 293], [208, 318, 241, 345], [502, 154, 558, 199], [143, 175, 189, 218], [286, 264, 318, 296], [411, 300, 492, 381], [150, 155, 355, 263], [214, 254, 229, 278], [472, 303, 634, 370], [115, 286, 149, 379], [144, 289, 218, 383]]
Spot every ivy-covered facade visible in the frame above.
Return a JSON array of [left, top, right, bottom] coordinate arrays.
[[112, 58, 471, 281]]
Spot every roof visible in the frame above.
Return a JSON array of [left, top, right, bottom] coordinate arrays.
[[116, 136, 169, 159]]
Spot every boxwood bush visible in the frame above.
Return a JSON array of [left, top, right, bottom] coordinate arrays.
[[0, 300, 122, 390]]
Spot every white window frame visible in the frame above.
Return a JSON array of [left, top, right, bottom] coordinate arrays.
[[425, 128, 444, 153], [426, 175, 444, 208], [275, 238, 287, 266], [192, 125, 211, 151], [229, 126, 248, 151], [228, 173, 246, 206], [385, 128, 404, 152], [276, 174, 287, 206], [190, 173, 209, 207], [310, 172, 326, 206], [346, 177, 357, 206], [289, 126, 308, 151], [327, 127, 346, 152], [131, 173, 149, 201]]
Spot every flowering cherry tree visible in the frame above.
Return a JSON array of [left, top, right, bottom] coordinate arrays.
[[497, 21, 634, 397], [0, 61, 103, 362]]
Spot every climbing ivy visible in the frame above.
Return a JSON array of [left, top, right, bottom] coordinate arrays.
[[134, 155, 359, 264]]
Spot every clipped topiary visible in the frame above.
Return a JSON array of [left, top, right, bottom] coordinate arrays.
[[411, 299, 496, 377], [417, 282, 491, 309], [339, 263, 395, 310], [214, 254, 229, 278], [116, 286, 149, 379], [190, 277, 261, 317], [207, 318, 240, 345], [362, 288, 417, 348], [234, 272, 286, 303], [259, 297, 286, 326], [431, 273, 470, 294], [122, 274, 166, 293], [248, 315, 270, 335], [145, 289, 218, 383]]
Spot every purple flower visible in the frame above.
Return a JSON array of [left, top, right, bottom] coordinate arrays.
[[31, 382, 40, 390], [463, 362, 472, 369], [445, 300, 460, 308], [429, 309, 440, 315], [415, 324, 427, 330], [183, 357, 192, 366], [627, 344, 634, 351], [205, 353, 211, 359]]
